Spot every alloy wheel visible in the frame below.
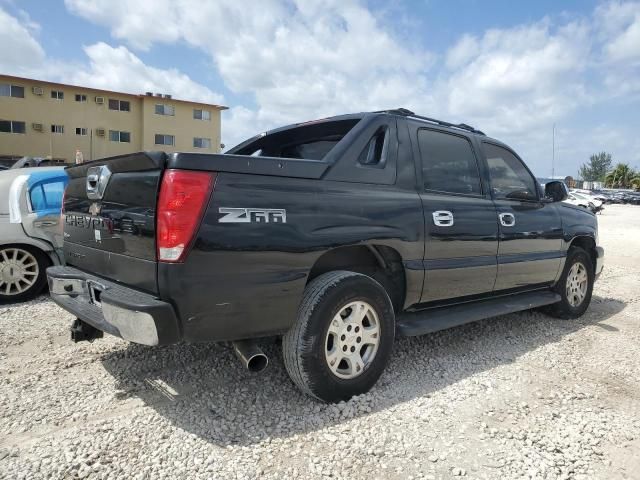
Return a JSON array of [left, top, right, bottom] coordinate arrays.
[[324, 301, 380, 379], [0, 248, 39, 296], [566, 261, 588, 307]]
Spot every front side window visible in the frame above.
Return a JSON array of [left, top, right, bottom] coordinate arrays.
[[193, 109, 211, 120], [75, 94, 87, 102], [418, 129, 482, 195], [75, 127, 87, 135], [51, 124, 64, 134], [484, 143, 538, 201], [155, 104, 175, 116], [155, 133, 175, 145], [51, 90, 64, 100], [193, 137, 211, 149]]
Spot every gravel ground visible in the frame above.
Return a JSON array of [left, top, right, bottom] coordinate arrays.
[[1, 204, 640, 480]]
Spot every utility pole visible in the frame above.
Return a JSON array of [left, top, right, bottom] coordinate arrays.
[[552, 123, 555, 178]]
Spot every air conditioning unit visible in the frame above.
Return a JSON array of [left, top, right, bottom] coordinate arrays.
[[32, 123, 43, 131], [96, 128, 105, 136], [32, 86, 44, 96], [95, 96, 105, 104]]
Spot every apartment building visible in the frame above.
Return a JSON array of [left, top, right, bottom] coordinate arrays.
[[0, 74, 227, 165]]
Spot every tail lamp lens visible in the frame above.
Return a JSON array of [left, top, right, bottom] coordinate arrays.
[[157, 169, 215, 262]]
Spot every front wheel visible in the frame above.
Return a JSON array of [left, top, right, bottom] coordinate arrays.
[[544, 246, 594, 319], [282, 271, 395, 402]]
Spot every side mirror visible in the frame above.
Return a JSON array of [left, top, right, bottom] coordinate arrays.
[[545, 181, 568, 202]]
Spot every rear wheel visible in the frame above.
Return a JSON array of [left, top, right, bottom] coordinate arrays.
[[544, 247, 594, 319], [0, 246, 49, 303], [282, 271, 395, 402]]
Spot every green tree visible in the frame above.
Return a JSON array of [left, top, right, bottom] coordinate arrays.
[[605, 163, 638, 188], [579, 152, 612, 181]]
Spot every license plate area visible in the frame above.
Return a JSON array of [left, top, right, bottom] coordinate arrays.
[[87, 280, 105, 307]]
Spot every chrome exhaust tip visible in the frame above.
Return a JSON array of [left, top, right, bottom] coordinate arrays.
[[232, 340, 268, 372]]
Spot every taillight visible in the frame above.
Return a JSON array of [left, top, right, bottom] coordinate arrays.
[[157, 169, 215, 262]]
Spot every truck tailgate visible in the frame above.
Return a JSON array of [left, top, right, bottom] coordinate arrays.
[[63, 152, 165, 294]]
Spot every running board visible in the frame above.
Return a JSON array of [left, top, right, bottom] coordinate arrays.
[[396, 290, 561, 337]]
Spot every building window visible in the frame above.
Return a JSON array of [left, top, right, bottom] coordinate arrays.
[[109, 130, 131, 142], [193, 109, 211, 121], [108, 99, 130, 111], [193, 137, 211, 149], [0, 120, 26, 134], [0, 84, 25, 98], [51, 90, 64, 100], [75, 127, 88, 136], [75, 94, 87, 102], [155, 104, 175, 116], [155, 134, 175, 145], [51, 124, 64, 134]]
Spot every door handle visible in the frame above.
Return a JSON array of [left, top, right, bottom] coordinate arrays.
[[432, 210, 454, 227], [499, 212, 516, 227], [34, 220, 58, 228]]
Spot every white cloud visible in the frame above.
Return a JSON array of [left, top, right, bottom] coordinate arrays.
[[0, 7, 223, 105], [72, 43, 223, 104], [595, 1, 640, 64], [64, 0, 433, 146], [439, 20, 592, 135], [0, 7, 45, 73]]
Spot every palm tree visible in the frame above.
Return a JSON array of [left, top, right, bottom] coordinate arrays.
[[605, 163, 638, 188]]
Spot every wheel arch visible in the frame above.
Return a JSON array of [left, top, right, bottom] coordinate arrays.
[[306, 244, 406, 313], [569, 235, 597, 270], [0, 240, 59, 265]]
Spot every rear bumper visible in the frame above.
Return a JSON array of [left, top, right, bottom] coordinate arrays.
[[595, 246, 604, 279], [46, 266, 180, 345]]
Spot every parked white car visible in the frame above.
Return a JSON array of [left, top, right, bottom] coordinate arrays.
[[570, 190, 603, 207], [0, 167, 67, 302], [563, 193, 593, 211]]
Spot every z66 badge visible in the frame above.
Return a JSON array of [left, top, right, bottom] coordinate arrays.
[[218, 207, 286, 224]]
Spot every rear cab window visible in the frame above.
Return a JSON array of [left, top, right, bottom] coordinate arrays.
[[228, 119, 360, 160], [417, 129, 482, 196]]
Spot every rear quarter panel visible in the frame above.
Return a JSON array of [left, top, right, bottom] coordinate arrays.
[[158, 173, 424, 342]]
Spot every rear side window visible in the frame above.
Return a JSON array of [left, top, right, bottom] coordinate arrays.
[[418, 129, 482, 195], [484, 143, 538, 201], [29, 180, 66, 212], [358, 126, 388, 167]]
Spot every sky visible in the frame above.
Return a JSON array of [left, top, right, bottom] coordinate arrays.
[[1, 0, 639, 177]]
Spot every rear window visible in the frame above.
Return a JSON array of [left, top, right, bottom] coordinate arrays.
[[29, 179, 66, 212], [230, 119, 360, 160]]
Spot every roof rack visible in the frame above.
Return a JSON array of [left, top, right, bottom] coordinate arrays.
[[375, 108, 486, 136]]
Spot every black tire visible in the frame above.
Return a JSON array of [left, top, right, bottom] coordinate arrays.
[[282, 271, 395, 402], [0, 245, 50, 304], [544, 247, 594, 319]]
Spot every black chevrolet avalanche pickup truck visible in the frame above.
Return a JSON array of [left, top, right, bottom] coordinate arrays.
[[48, 109, 604, 402]]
